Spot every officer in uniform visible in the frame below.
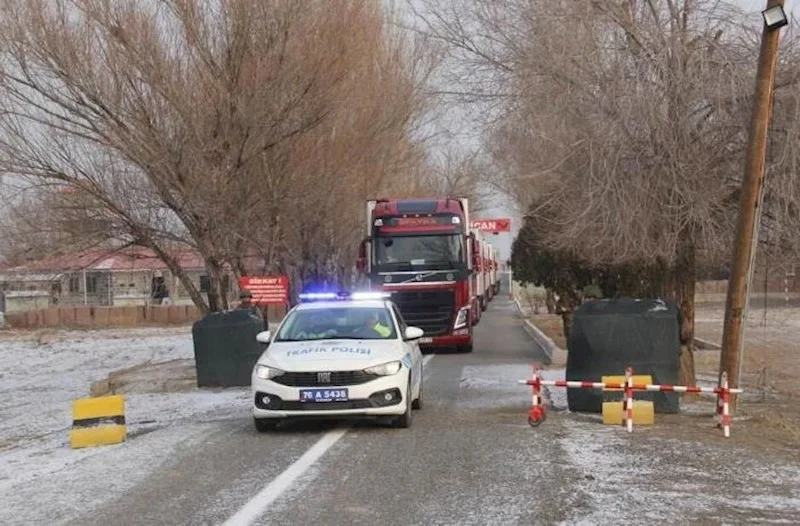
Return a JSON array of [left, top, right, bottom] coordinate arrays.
[[237, 289, 268, 330], [365, 310, 392, 338]]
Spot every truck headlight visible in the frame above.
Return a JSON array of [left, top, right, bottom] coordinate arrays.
[[364, 361, 402, 376], [453, 306, 470, 329], [255, 364, 284, 380]]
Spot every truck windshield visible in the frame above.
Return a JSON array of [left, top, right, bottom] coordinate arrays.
[[373, 234, 464, 270]]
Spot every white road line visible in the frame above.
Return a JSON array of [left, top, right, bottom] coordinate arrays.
[[224, 353, 436, 526], [222, 427, 348, 526]]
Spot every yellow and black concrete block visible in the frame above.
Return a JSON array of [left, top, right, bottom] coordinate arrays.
[[69, 395, 127, 449]]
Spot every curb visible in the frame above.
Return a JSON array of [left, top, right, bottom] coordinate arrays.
[[694, 337, 722, 350], [522, 319, 556, 363], [511, 294, 556, 363]]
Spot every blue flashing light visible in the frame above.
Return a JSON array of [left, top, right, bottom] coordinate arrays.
[[298, 292, 340, 301], [298, 290, 392, 302]]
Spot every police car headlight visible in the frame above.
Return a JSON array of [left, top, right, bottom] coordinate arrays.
[[255, 364, 284, 380], [364, 361, 402, 376]]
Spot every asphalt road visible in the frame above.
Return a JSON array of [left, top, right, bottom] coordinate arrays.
[[72, 297, 559, 526], [64, 296, 800, 525]]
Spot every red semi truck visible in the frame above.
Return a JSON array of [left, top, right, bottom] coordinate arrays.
[[491, 246, 501, 296], [470, 228, 489, 314], [357, 197, 478, 353]]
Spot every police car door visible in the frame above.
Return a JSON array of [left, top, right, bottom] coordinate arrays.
[[392, 304, 422, 386]]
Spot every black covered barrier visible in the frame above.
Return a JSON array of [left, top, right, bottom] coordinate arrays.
[[566, 297, 681, 413], [192, 309, 267, 387]]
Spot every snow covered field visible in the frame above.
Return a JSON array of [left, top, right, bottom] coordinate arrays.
[[2, 321, 798, 525], [0, 327, 250, 524]]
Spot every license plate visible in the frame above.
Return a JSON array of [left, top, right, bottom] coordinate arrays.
[[420, 337, 433, 343], [299, 388, 349, 403]]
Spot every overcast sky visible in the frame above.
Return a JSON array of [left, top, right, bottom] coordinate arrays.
[[738, 0, 794, 13]]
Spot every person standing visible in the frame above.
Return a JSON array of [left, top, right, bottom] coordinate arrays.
[[237, 289, 268, 330]]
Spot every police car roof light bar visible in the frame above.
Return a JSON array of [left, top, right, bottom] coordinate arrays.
[[297, 291, 392, 302], [298, 292, 340, 300], [350, 291, 392, 300]]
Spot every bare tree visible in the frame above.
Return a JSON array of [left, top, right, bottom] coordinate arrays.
[[0, 0, 437, 311], [414, 0, 800, 384]]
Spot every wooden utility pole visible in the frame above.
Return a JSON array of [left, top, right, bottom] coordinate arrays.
[[719, 0, 786, 409]]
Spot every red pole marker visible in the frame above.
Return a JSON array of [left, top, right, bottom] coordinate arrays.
[[624, 366, 634, 433], [527, 366, 546, 427], [720, 372, 732, 438]]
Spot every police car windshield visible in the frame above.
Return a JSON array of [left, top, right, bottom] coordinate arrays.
[[275, 306, 397, 342]]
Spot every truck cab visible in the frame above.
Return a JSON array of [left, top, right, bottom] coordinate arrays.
[[357, 197, 475, 353]]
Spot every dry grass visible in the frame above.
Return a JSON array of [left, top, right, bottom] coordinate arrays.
[[694, 306, 800, 397], [529, 314, 566, 349], [694, 305, 800, 450]]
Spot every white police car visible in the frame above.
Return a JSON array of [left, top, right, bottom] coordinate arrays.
[[251, 291, 425, 431]]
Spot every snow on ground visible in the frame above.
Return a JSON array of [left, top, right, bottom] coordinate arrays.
[[460, 363, 800, 524], [0, 327, 251, 525], [559, 418, 800, 524]]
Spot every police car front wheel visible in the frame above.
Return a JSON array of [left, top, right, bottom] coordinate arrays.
[[392, 381, 413, 428], [412, 378, 423, 410], [254, 417, 280, 432]]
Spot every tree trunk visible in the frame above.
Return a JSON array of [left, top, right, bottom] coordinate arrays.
[[233, 256, 247, 280], [204, 258, 228, 312], [555, 285, 581, 346], [561, 311, 574, 344], [674, 234, 697, 387], [545, 288, 556, 314]]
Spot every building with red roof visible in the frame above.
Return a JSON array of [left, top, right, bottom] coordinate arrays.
[[0, 246, 267, 313]]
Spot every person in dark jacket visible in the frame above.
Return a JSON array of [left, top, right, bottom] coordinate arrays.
[[237, 290, 268, 330]]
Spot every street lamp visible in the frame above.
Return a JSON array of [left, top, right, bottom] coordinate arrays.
[[763, 5, 789, 30]]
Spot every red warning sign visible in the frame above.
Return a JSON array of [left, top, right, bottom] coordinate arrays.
[[239, 276, 289, 305], [469, 218, 511, 232]]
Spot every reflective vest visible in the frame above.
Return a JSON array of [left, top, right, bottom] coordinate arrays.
[[372, 323, 392, 337]]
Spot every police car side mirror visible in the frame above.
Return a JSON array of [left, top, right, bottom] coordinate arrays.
[[404, 326, 424, 341], [256, 330, 272, 344]]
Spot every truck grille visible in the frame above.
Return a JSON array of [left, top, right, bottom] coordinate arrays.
[[272, 371, 379, 387], [391, 290, 455, 336]]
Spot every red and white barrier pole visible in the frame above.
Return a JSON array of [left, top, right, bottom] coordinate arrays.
[[518, 365, 743, 437], [519, 379, 743, 395], [624, 366, 634, 432], [527, 366, 546, 426], [718, 372, 732, 438]]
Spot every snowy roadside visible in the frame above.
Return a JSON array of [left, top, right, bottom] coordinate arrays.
[[460, 363, 800, 523], [0, 327, 251, 525]]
